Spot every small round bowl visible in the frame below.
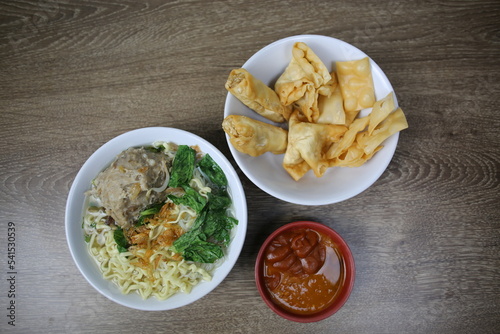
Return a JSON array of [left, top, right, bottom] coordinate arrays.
[[255, 221, 355, 322], [65, 127, 247, 311], [224, 34, 400, 205]]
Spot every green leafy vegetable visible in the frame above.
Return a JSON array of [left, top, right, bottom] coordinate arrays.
[[168, 185, 207, 214], [211, 216, 238, 246], [201, 210, 225, 237], [157, 145, 239, 263], [140, 203, 164, 216], [198, 154, 228, 187], [144, 145, 164, 153], [168, 145, 196, 187], [207, 189, 231, 210], [170, 210, 207, 255], [135, 202, 165, 226], [170, 188, 238, 263], [113, 227, 129, 253], [183, 241, 224, 263]]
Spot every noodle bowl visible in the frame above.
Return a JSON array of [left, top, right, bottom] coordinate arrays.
[[83, 141, 236, 300], [66, 127, 247, 310]]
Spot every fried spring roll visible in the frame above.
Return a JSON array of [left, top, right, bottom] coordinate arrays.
[[222, 115, 288, 157], [225, 68, 291, 123]]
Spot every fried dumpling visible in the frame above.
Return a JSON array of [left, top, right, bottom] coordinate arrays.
[[329, 143, 382, 168], [292, 84, 320, 123], [225, 68, 291, 123], [222, 115, 288, 157], [275, 42, 332, 122], [282, 144, 311, 182], [316, 74, 345, 125], [327, 116, 370, 159], [357, 107, 408, 155], [283, 110, 347, 180], [282, 111, 311, 181], [294, 71, 339, 124], [336, 57, 376, 113], [290, 42, 331, 88], [368, 92, 396, 135], [317, 71, 338, 97]]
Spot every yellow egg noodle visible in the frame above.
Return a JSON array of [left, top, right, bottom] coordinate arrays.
[[83, 203, 211, 300], [82, 142, 235, 300]]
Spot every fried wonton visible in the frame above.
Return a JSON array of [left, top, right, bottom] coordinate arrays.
[[327, 116, 370, 159], [368, 92, 396, 135], [344, 109, 361, 127], [223, 42, 409, 181], [291, 42, 331, 88], [357, 107, 408, 155], [336, 57, 376, 113], [316, 75, 345, 125], [283, 110, 347, 180], [329, 143, 382, 168], [225, 68, 291, 123], [275, 42, 332, 122], [222, 115, 288, 157], [292, 84, 320, 123], [317, 71, 338, 97], [282, 111, 311, 181]]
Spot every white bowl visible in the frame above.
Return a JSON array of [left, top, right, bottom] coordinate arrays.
[[65, 127, 247, 311], [224, 34, 400, 205]]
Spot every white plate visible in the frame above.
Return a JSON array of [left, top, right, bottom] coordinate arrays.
[[65, 127, 247, 311], [223, 34, 399, 205]]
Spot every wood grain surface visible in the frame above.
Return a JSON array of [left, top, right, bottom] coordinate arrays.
[[1, 0, 499, 333]]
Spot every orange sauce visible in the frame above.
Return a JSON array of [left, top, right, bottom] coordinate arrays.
[[263, 228, 344, 315]]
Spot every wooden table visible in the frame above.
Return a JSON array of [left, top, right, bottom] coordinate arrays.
[[1, 1, 499, 333]]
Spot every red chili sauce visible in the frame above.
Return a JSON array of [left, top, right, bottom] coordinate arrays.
[[263, 228, 344, 315]]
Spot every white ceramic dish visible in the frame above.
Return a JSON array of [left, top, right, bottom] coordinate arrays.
[[223, 34, 400, 205], [65, 127, 247, 311]]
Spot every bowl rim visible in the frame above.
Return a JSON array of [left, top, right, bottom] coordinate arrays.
[[254, 221, 355, 322], [65, 126, 248, 311]]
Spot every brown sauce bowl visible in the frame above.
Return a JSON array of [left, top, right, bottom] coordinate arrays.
[[255, 221, 355, 322]]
